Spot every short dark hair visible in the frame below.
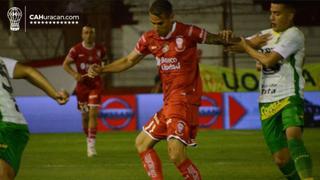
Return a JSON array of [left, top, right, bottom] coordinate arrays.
[[149, 0, 173, 17], [271, 0, 297, 11]]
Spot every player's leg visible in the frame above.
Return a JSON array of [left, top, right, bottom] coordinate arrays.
[[76, 88, 90, 138], [0, 125, 29, 180], [260, 100, 300, 180], [80, 110, 89, 137], [167, 119, 201, 180], [87, 106, 99, 157], [86, 90, 101, 157], [286, 127, 313, 180], [283, 97, 313, 179], [0, 160, 15, 180], [136, 112, 165, 180]]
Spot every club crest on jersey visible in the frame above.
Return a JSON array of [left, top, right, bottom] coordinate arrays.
[[175, 37, 185, 52], [80, 63, 86, 70], [162, 44, 169, 53], [175, 121, 185, 136]]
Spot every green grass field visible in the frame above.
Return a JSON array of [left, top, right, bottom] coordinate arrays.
[[17, 129, 320, 180]]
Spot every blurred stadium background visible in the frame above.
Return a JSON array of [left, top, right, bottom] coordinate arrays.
[[0, 0, 319, 179]]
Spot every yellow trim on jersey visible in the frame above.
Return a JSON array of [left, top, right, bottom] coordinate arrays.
[[260, 97, 290, 120]]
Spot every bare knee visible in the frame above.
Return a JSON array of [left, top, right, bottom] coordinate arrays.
[[274, 156, 290, 167], [168, 139, 186, 165], [135, 132, 156, 153], [273, 149, 291, 167]]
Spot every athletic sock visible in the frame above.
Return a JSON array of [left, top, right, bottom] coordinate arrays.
[[279, 159, 300, 180], [88, 128, 97, 139], [176, 158, 201, 180], [139, 149, 163, 180], [288, 139, 313, 179]]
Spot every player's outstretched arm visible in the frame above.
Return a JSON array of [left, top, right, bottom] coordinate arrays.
[[13, 63, 69, 105], [226, 33, 271, 53], [237, 37, 282, 67], [88, 50, 144, 77], [205, 30, 240, 45]]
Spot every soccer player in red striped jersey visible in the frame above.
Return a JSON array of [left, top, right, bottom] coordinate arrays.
[[88, 0, 237, 179], [63, 25, 106, 157]]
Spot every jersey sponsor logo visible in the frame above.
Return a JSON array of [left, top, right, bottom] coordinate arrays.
[[79, 54, 84, 57], [150, 46, 157, 50], [261, 87, 276, 95], [156, 56, 181, 71], [99, 98, 134, 130], [260, 97, 290, 120], [175, 37, 185, 52]]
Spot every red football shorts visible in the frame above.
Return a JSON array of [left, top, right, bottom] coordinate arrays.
[[143, 103, 199, 146], [75, 87, 101, 112]]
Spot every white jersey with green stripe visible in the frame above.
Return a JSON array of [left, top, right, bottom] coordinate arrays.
[[257, 26, 305, 103], [0, 57, 27, 125]]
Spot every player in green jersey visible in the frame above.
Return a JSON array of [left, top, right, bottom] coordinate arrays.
[[0, 56, 69, 180], [234, 0, 314, 179]]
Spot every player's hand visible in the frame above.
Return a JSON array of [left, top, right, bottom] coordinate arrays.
[[237, 37, 248, 48], [73, 73, 83, 82], [218, 30, 233, 44], [253, 33, 271, 48], [256, 61, 262, 72], [55, 90, 69, 105], [88, 64, 102, 78], [218, 30, 241, 45]]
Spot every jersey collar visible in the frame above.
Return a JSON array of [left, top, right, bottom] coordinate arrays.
[[160, 21, 177, 40], [82, 41, 95, 50]]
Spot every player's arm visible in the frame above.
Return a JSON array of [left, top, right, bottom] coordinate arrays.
[[238, 37, 282, 67], [89, 50, 144, 77], [227, 33, 271, 53], [62, 56, 82, 81], [13, 63, 69, 105], [205, 30, 240, 45]]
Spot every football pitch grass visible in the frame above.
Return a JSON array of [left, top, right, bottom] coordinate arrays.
[[17, 129, 320, 180]]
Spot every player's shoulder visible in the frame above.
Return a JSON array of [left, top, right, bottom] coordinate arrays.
[[142, 30, 156, 39], [95, 43, 106, 50], [70, 42, 83, 51], [174, 21, 194, 32], [282, 26, 304, 42], [0, 56, 17, 64], [284, 26, 304, 37]]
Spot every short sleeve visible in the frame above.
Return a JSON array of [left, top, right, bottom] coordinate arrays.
[[1, 57, 17, 78], [67, 47, 77, 61], [134, 34, 151, 55], [187, 25, 208, 44], [273, 28, 304, 59]]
